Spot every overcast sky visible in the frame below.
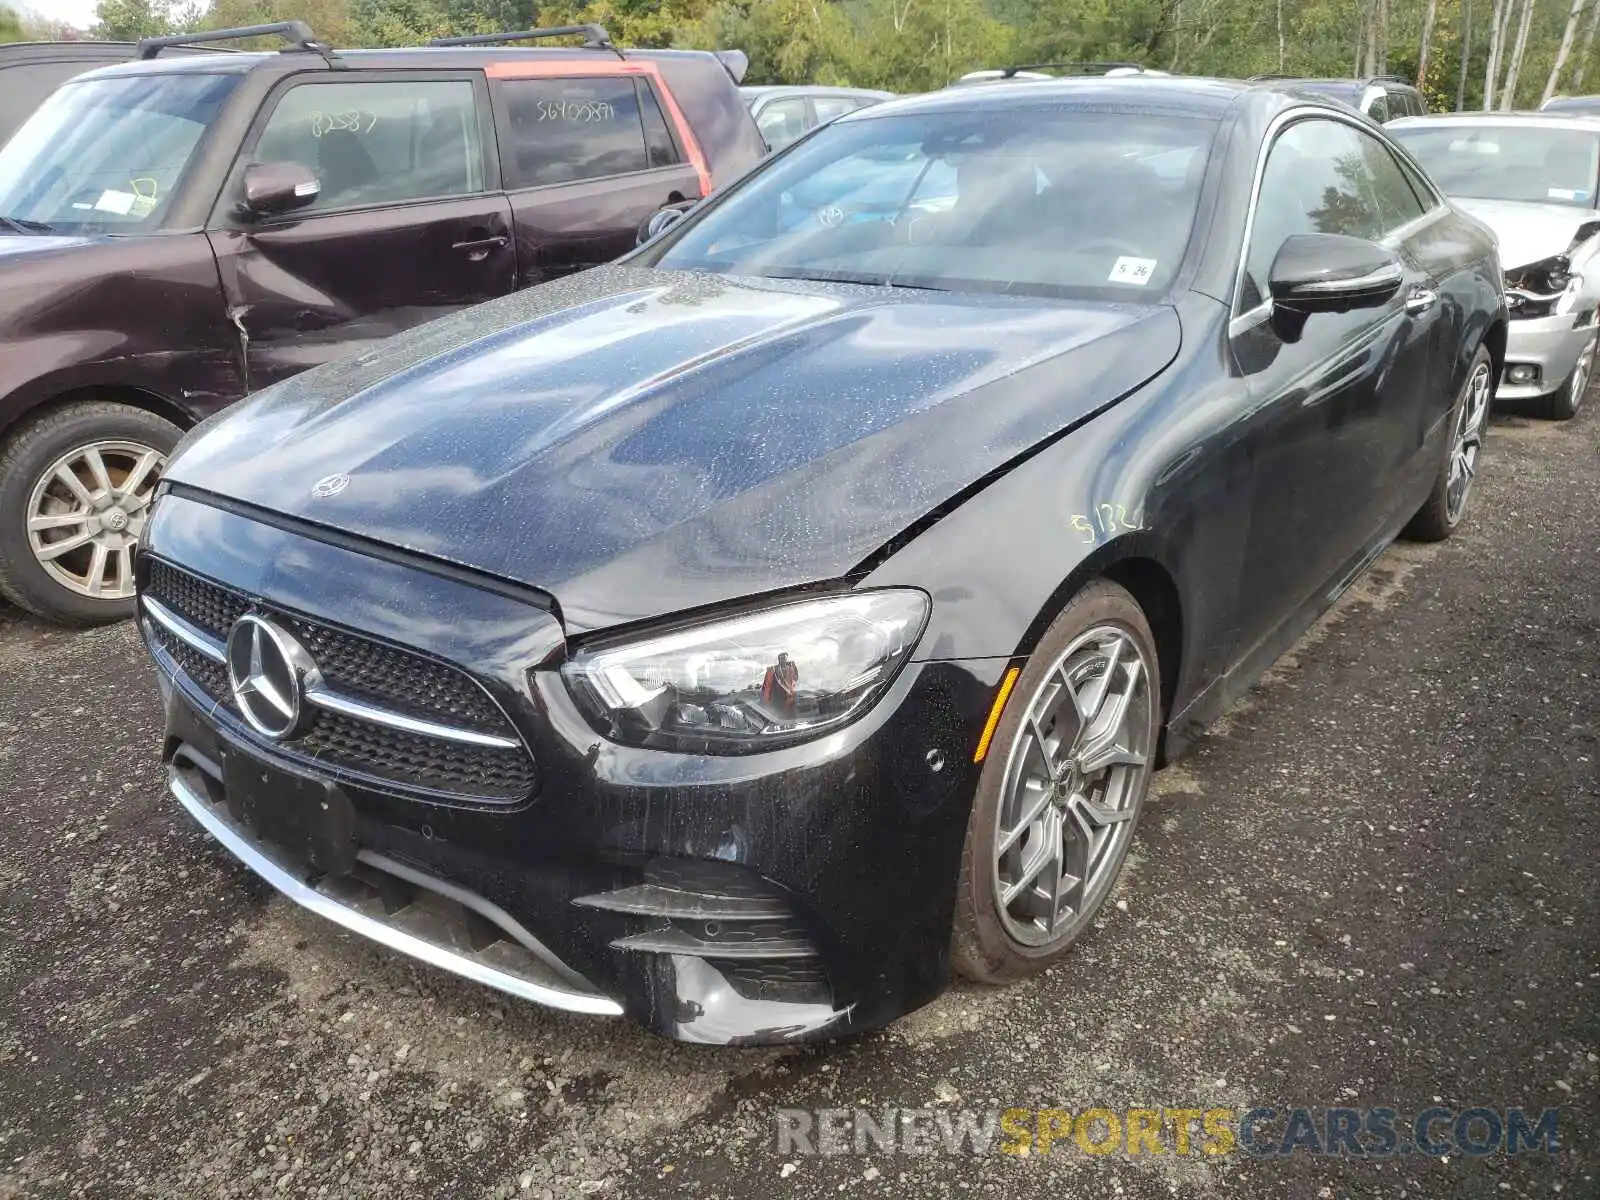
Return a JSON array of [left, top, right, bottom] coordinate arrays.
[[25, 0, 100, 30]]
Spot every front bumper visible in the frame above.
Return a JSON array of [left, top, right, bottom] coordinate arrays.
[[140, 490, 1005, 1045], [1499, 309, 1598, 400]]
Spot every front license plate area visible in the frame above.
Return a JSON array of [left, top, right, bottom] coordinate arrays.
[[220, 744, 358, 876]]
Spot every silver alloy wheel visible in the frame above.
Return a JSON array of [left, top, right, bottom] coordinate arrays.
[[1570, 332, 1596, 413], [991, 624, 1155, 948], [1445, 360, 1491, 526], [24, 439, 165, 600]]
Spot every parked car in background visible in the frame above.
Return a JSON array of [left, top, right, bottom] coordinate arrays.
[[0, 21, 763, 626], [136, 76, 1504, 1045], [1249, 73, 1427, 122], [952, 62, 1171, 87], [1540, 94, 1600, 114], [741, 85, 892, 150], [1390, 112, 1600, 419], [0, 39, 227, 146]]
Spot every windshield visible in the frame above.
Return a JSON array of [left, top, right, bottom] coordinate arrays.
[[647, 109, 1217, 300], [0, 72, 237, 232], [1391, 124, 1600, 207]]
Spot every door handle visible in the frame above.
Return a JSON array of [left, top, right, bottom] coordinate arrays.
[[452, 234, 508, 261], [1405, 287, 1438, 315]]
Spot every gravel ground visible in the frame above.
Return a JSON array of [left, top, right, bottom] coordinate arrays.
[[0, 401, 1595, 1200]]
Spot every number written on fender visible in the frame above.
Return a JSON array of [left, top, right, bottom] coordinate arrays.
[[1070, 503, 1146, 544]]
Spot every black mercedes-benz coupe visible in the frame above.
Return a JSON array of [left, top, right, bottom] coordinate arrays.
[[135, 77, 1506, 1045]]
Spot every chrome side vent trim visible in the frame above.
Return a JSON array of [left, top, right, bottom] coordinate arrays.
[[573, 883, 790, 921], [611, 925, 818, 960], [577, 859, 821, 962]]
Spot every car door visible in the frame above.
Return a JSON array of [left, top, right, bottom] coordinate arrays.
[[206, 72, 516, 393], [1227, 114, 1438, 654], [489, 71, 705, 287]]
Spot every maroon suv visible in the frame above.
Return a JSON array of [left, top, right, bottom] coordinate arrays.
[[0, 22, 763, 625]]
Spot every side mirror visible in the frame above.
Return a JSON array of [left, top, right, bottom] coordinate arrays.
[[636, 200, 696, 246], [240, 161, 321, 219], [1269, 232, 1404, 315]]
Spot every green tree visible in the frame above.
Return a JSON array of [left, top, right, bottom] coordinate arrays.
[[93, 0, 200, 40], [0, 4, 24, 41]]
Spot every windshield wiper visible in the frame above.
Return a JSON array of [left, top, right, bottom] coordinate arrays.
[[0, 215, 53, 235]]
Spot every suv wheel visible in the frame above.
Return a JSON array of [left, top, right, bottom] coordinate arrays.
[[0, 400, 180, 626]]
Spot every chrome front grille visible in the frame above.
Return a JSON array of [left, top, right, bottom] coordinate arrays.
[[141, 559, 536, 804]]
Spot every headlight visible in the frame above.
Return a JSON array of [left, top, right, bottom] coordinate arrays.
[[1505, 255, 1583, 317], [561, 590, 930, 753]]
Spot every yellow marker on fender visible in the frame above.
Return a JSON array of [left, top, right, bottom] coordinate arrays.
[[973, 666, 1021, 763]]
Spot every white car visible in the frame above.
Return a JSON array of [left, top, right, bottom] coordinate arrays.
[[1391, 111, 1600, 419]]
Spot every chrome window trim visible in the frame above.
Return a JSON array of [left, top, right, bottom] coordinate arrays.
[[1231, 107, 1451, 318]]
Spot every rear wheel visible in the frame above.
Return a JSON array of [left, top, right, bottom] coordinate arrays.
[[951, 579, 1159, 983], [1403, 345, 1491, 543], [1535, 330, 1595, 420], [0, 400, 180, 626]]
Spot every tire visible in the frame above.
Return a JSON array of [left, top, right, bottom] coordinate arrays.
[[1402, 343, 1492, 544], [951, 578, 1161, 984], [0, 400, 181, 626], [1533, 330, 1595, 421]]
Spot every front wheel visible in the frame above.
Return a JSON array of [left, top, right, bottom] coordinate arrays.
[[951, 579, 1160, 984], [1536, 330, 1595, 421], [1403, 344, 1491, 543], [0, 400, 180, 626]]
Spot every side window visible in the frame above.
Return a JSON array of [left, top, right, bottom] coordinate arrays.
[[756, 98, 808, 149], [253, 79, 483, 212], [1241, 118, 1397, 309], [638, 81, 680, 168], [1359, 131, 1427, 228], [813, 96, 858, 124], [497, 77, 651, 188], [1366, 91, 1391, 123]]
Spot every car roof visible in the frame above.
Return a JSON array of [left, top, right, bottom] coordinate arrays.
[[741, 85, 892, 99], [1388, 111, 1600, 133], [74, 43, 741, 81], [864, 74, 1260, 121]]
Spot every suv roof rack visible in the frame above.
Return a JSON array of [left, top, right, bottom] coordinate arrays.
[[427, 24, 625, 59], [1369, 73, 1414, 84], [136, 21, 337, 65]]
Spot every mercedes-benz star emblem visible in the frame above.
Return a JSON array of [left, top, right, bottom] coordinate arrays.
[[310, 472, 350, 499], [226, 615, 318, 740]]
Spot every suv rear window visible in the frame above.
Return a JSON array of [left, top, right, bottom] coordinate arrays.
[[497, 77, 673, 188]]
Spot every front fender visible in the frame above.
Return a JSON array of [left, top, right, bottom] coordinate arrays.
[[862, 293, 1245, 732]]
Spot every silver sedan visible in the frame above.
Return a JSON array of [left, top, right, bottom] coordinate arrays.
[[1391, 111, 1600, 419]]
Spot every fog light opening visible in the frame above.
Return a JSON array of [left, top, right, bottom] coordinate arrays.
[[1506, 364, 1539, 386]]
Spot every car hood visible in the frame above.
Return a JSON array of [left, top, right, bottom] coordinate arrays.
[[1452, 198, 1600, 269], [165, 267, 1180, 634], [0, 232, 101, 260]]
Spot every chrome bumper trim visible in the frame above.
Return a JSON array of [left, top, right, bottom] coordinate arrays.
[[168, 763, 622, 1017]]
